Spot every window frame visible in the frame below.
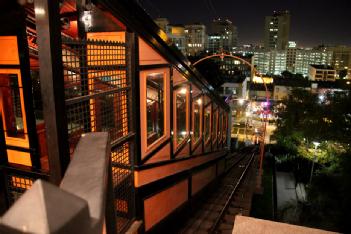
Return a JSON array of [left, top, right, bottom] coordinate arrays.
[[0, 69, 29, 148], [203, 102, 212, 146], [140, 69, 170, 159], [223, 112, 228, 144], [218, 109, 223, 145], [212, 105, 218, 146], [173, 84, 190, 149], [146, 77, 165, 145], [191, 94, 203, 147]]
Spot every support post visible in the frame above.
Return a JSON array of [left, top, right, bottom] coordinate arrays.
[[35, 0, 70, 184], [126, 31, 140, 223]]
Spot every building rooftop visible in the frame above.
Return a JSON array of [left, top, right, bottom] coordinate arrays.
[[310, 64, 334, 70], [274, 77, 310, 87], [313, 80, 351, 90]]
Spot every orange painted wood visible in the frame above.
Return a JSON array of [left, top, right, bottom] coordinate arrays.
[[139, 37, 168, 65], [144, 179, 188, 231], [0, 36, 19, 65], [134, 151, 225, 187], [191, 165, 216, 196]]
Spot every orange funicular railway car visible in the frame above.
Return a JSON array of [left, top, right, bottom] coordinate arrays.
[[0, 0, 231, 232]]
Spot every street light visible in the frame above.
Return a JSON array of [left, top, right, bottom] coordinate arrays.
[[309, 141, 320, 184], [238, 98, 245, 105]]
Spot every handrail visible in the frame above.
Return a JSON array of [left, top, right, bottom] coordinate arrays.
[[0, 132, 115, 234]]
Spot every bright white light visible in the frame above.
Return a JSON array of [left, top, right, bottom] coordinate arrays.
[[318, 94, 325, 102], [181, 131, 187, 136], [179, 88, 187, 94], [197, 99, 202, 105], [238, 99, 245, 105], [34, 7, 45, 15], [82, 11, 92, 30], [313, 141, 320, 148]]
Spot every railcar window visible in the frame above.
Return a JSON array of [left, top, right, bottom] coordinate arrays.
[[218, 110, 223, 141], [175, 86, 188, 145], [204, 104, 211, 143], [212, 109, 218, 143], [223, 114, 227, 142], [146, 73, 164, 146], [0, 74, 25, 138], [192, 97, 202, 143]]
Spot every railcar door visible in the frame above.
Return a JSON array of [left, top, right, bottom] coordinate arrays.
[[0, 70, 31, 166], [0, 36, 39, 168]]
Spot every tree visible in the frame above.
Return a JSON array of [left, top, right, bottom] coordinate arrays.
[[275, 89, 351, 148], [273, 88, 351, 232], [281, 70, 293, 79], [339, 69, 348, 79]]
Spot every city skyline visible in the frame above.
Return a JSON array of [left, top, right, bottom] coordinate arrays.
[[141, 0, 351, 47]]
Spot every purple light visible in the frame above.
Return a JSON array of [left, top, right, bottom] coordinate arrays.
[[261, 101, 270, 107]]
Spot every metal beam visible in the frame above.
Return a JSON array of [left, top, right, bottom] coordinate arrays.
[[34, 0, 70, 184]]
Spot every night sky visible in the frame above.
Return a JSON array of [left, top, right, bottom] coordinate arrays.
[[140, 0, 351, 47]]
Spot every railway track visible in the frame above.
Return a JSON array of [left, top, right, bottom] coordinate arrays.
[[178, 148, 258, 234]]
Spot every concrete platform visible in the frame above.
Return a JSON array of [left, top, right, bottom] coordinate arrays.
[[233, 216, 338, 234]]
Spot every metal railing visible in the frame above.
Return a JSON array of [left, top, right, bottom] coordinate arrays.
[[0, 166, 49, 208], [62, 36, 136, 232], [0, 132, 116, 234]]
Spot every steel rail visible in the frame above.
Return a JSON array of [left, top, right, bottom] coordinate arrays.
[[209, 151, 256, 233]]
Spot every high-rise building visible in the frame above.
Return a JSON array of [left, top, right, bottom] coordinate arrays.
[[184, 23, 207, 56], [253, 50, 271, 74], [327, 45, 351, 79], [154, 18, 186, 55], [253, 49, 287, 75], [207, 18, 238, 54], [166, 24, 186, 54], [286, 41, 297, 72], [294, 48, 333, 76], [264, 11, 290, 50]]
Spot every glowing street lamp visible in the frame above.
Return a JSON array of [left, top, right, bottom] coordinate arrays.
[[309, 141, 320, 184], [238, 98, 245, 105], [318, 94, 325, 103]]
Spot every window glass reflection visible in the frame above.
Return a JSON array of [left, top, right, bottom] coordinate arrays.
[[219, 111, 223, 141], [193, 97, 201, 143], [175, 87, 187, 145], [146, 73, 164, 146], [204, 104, 211, 142], [223, 114, 227, 142], [212, 109, 217, 142]]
